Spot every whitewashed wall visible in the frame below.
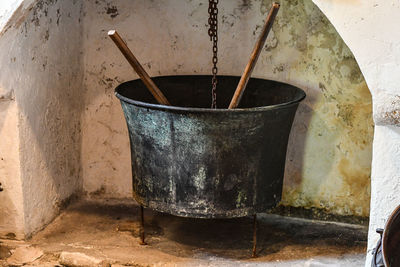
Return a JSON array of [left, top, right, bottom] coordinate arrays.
[[0, 101, 24, 239], [0, 0, 29, 241], [310, 1, 400, 265], [0, 0, 26, 30], [81, 0, 373, 219], [0, 1, 386, 254], [0, 0, 84, 238]]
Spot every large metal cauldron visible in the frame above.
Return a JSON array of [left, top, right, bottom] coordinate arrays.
[[115, 75, 305, 218]]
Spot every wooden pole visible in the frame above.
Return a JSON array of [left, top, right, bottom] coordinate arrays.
[[108, 30, 170, 106], [228, 2, 280, 109]]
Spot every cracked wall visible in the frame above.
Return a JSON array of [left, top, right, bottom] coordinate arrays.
[[81, 0, 373, 217], [0, 0, 84, 238]]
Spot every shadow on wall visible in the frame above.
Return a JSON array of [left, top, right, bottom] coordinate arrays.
[[0, 0, 85, 237]]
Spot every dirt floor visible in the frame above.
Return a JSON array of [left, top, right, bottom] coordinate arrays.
[[0, 199, 368, 266]]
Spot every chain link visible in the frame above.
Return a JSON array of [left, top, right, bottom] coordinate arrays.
[[208, 0, 218, 108]]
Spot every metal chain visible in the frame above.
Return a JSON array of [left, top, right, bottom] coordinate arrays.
[[208, 0, 218, 108]]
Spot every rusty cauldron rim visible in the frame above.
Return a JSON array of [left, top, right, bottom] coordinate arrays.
[[114, 75, 306, 113]]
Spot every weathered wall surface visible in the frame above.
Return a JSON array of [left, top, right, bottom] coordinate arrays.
[[0, 0, 375, 239], [81, 0, 373, 217], [0, 0, 30, 240], [0, 100, 24, 239], [0, 0, 27, 30], [266, 0, 373, 217], [309, 1, 400, 265], [0, 0, 84, 237]]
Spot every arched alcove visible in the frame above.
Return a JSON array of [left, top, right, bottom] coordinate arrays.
[[311, 1, 400, 266], [0, 1, 381, 265]]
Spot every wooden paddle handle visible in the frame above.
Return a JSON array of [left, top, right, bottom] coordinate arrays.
[[108, 30, 170, 106], [228, 2, 280, 109]]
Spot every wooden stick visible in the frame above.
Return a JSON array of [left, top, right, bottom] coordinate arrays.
[[228, 2, 280, 109], [108, 30, 170, 106]]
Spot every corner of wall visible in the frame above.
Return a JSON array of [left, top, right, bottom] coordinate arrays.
[[0, 0, 85, 238]]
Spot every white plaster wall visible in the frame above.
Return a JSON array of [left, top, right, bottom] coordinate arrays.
[[0, 0, 37, 33], [0, 0, 30, 240], [0, 0, 84, 238], [0, 100, 25, 239], [0, 0, 381, 248], [310, 1, 400, 265]]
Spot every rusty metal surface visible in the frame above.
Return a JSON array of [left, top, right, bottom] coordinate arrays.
[[383, 205, 400, 266], [115, 75, 305, 218]]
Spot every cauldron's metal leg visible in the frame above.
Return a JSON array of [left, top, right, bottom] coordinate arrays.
[[252, 213, 258, 258], [139, 205, 147, 245]]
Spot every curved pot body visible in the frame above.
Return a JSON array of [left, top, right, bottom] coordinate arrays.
[[115, 75, 305, 218]]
